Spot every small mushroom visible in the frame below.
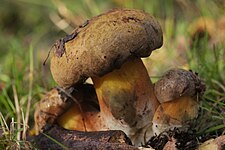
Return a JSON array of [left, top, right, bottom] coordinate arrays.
[[31, 84, 99, 135], [152, 69, 206, 135], [31, 88, 73, 136], [50, 8, 163, 145], [188, 16, 225, 48]]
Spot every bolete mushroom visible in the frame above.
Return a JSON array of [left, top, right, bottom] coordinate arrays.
[[50, 8, 163, 145], [152, 69, 206, 135]]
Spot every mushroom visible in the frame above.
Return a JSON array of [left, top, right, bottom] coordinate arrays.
[[50, 8, 163, 145], [152, 69, 206, 135], [188, 16, 225, 48], [188, 17, 215, 48], [31, 84, 99, 135]]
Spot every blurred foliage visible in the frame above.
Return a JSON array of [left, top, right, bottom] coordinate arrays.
[[0, 0, 224, 146]]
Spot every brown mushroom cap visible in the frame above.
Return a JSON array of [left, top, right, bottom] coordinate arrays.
[[154, 68, 205, 103], [50, 9, 163, 88]]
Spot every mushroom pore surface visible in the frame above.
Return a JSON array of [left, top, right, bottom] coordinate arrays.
[[50, 9, 163, 88]]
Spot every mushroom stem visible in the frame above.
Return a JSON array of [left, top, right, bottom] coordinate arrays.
[[152, 96, 199, 135], [92, 58, 159, 143], [152, 68, 205, 135]]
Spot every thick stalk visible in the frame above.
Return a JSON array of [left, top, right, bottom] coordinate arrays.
[[92, 58, 159, 143]]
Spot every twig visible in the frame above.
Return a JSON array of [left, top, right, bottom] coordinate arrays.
[[0, 112, 9, 136], [12, 84, 21, 141], [21, 108, 27, 141], [10, 118, 14, 141], [23, 46, 34, 140]]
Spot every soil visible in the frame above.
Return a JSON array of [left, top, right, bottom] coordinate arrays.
[[145, 128, 218, 150], [29, 125, 223, 150]]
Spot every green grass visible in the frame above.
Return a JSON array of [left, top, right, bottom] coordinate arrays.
[[0, 0, 224, 148], [188, 39, 225, 135], [41, 133, 69, 150]]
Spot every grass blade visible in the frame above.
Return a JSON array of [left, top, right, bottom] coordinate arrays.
[[42, 133, 69, 150]]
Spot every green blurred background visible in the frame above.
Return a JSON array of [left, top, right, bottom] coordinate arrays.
[[0, 0, 224, 144]]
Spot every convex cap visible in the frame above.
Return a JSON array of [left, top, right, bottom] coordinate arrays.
[[51, 9, 163, 88]]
